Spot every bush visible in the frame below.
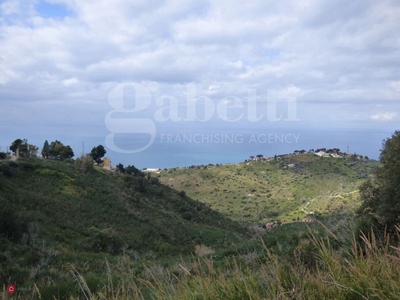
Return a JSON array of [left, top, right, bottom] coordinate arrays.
[[86, 227, 123, 255], [74, 154, 94, 174], [0, 207, 28, 241], [0, 163, 15, 178]]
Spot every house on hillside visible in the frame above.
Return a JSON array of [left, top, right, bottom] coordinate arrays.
[[143, 168, 161, 173], [315, 151, 330, 158], [103, 158, 116, 171]]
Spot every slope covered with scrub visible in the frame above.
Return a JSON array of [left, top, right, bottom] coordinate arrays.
[[158, 153, 378, 223], [0, 157, 247, 292]]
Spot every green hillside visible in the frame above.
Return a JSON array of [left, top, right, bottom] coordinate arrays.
[[0, 152, 387, 299], [0, 157, 247, 294], [158, 153, 378, 224]]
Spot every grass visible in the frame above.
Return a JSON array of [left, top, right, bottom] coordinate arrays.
[[0, 157, 248, 294], [23, 225, 400, 300], [158, 154, 377, 223], [0, 154, 387, 299]]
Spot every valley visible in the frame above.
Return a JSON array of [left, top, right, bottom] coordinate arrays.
[[0, 150, 391, 299]]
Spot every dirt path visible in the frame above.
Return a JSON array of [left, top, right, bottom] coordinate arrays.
[[331, 190, 358, 199], [301, 190, 358, 214]]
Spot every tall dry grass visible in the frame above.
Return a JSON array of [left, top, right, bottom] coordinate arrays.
[[24, 226, 400, 300]]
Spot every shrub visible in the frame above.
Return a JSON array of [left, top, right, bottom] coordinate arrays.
[[74, 154, 94, 174]]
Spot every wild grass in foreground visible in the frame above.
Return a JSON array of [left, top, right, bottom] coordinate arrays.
[[22, 226, 400, 300]]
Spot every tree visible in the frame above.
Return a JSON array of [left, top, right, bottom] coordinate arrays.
[[250, 155, 255, 160], [75, 154, 94, 174], [9, 139, 37, 157], [125, 165, 142, 177], [59, 145, 74, 160], [29, 144, 38, 156], [48, 140, 62, 158], [90, 145, 106, 164], [116, 163, 125, 173], [42, 140, 50, 158], [10, 139, 23, 156], [256, 154, 264, 159], [357, 131, 400, 232], [47, 140, 74, 160]]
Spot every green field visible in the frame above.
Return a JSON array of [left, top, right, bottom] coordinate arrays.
[[158, 154, 378, 224]]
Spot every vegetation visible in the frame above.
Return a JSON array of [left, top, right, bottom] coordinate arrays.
[[7, 218, 400, 300], [10, 138, 38, 157], [41, 140, 74, 160], [357, 130, 400, 232], [0, 156, 246, 297], [91, 145, 107, 164], [1, 135, 400, 299], [75, 154, 95, 174], [88, 227, 399, 300], [158, 153, 377, 223]]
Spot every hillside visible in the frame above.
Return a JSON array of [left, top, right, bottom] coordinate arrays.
[[158, 153, 378, 223], [0, 152, 394, 300], [0, 157, 247, 291]]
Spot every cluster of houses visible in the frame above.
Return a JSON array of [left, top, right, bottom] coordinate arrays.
[[248, 155, 274, 161], [248, 148, 369, 162], [312, 149, 368, 160]]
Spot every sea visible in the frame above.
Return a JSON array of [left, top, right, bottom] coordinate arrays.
[[105, 126, 394, 169], [1, 124, 394, 170]]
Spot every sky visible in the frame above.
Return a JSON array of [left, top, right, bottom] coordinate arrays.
[[0, 0, 399, 168]]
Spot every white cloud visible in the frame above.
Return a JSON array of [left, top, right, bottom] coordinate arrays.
[[208, 85, 219, 91], [280, 84, 304, 98], [389, 81, 400, 92], [62, 77, 78, 87], [1, 0, 400, 152], [370, 112, 398, 121]]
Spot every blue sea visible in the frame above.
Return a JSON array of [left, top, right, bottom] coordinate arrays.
[[105, 126, 393, 169], [1, 124, 394, 170]]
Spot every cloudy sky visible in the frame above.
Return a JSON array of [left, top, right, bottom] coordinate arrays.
[[1, 0, 399, 167]]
